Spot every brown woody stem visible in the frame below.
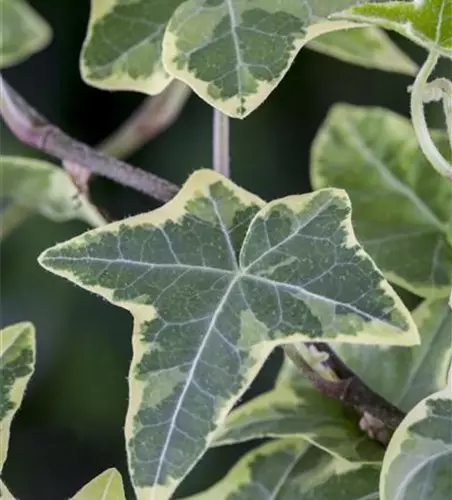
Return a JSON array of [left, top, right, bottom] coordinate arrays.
[[0, 75, 179, 202]]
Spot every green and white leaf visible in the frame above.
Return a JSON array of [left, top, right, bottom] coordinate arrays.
[[80, 0, 183, 94], [213, 359, 384, 464], [0, 156, 106, 239], [184, 439, 380, 500], [162, 1, 368, 118], [307, 25, 417, 75], [335, 0, 452, 59], [332, 297, 452, 413], [0, 0, 51, 68], [0, 322, 36, 472], [380, 386, 452, 500], [71, 468, 125, 500], [311, 104, 452, 298], [0, 480, 14, 499], [38, 169, 417, 500]]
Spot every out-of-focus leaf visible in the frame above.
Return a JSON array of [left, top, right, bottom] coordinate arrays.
[[380, 386, 452, 499], [0, 322, 35, 471], [184, 439, 380, 500], [333, 297, 452, 412], [0, 0, 51, 68], [307, 26, 417, 74], [311, 104, 452, 298], [71, 469, 125, 500]]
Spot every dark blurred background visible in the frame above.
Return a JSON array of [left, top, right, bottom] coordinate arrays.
[[0, 1, 437, 498]]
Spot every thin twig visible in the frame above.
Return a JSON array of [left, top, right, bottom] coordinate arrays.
[[99, 80, 191, 159], [283, 344, 405, 430], [213, 108, 230, 176], [0, 75, 180, 202]]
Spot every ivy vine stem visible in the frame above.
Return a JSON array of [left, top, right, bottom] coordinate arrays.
[[410, 50, 452, 180], [213, 108, 230, 177], [0, 75, 179, 201]]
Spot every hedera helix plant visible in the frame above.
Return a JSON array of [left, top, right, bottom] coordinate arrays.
[[0, 0, 451, 499]]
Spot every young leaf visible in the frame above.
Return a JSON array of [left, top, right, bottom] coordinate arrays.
[[0, 480, 15, 500], [80, 0, 182, 95], [184, 439, 380, 500], [310, 104, 452, 298], [71, 468, 125, 500], [0, 156, 106, 239], [336, 0, 452, 59], [0, 0, 51, 68], [162, 1, 365, 118], [0, 322, 36, 472], [332, 297, 452, 413], [307, 26, 418, 75], [38, 170, 417, 500], [380, 386, 452, 499], [213, 361, 384, 464]]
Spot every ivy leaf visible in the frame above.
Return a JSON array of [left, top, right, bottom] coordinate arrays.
[[184, 439, 380, 500], [0, 322, 36, 472], [306, 26, 417, 75], [162, 1, 367, 118], [310, 104, 452, 298], [0, 156, 106, 239], [213, 359, 385, 463], [0, 481, 14, 499], [80, 0, 183, 95], [332, 297, 452, 413], [380, 387, 452, 499], [0, 0, 51, 68], [71, 469, 125, 500], [336, 0, 452, 59], [38, 170, 417, 500]]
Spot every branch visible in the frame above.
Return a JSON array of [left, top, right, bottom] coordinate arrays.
[[99, 80, 191, 159], [213, 108, 230, 176], [0, 75, 180, 202], [283, 344, 405, 430]]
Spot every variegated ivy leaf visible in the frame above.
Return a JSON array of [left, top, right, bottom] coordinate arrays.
[[0, 156, 106, 239], [162, 1, 370, 118], [213, 359, 385, 464], [0, 322, 36, 472], [71, 469, 125, 500], [310, 104, 452, 298], [335, 0, 452, 59], [38, 170, 417, 500], [0, 0, 51, 68], [380, 386, 452, 500], [332, 297, 452, 413], [0, 480, 14, 500], [80, 0, 183, 95], [306, 26, 417, 75], [184, 439, 380, 500]]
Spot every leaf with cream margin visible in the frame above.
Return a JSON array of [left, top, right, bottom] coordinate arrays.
[[0, 0, 51, 68], [184, 439, 380, 500], [213, 358, 385, 464], [306, 26, 417, 74], [0, 322, 36, 472], [332, 297, 452, 413], [0, 156, 106, 239], [162, 0, 371, 118], [38, 169, 417, 500], [80, 0, 184, 95], [311, 103, 452, 298], [71, 469, 125, 500], [380, 386, 452, 500], [334, 0, 452, 59], [0, 481, 15, 499]]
